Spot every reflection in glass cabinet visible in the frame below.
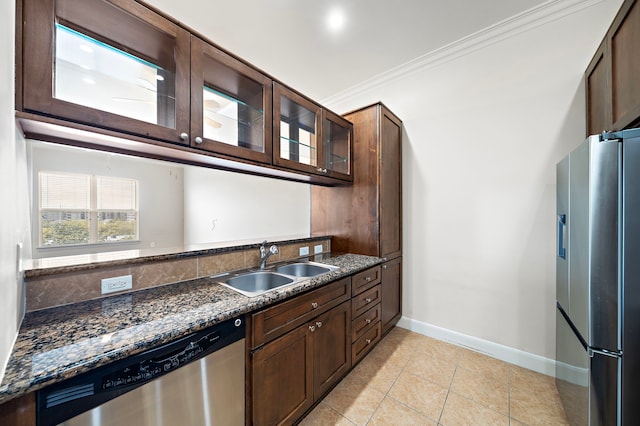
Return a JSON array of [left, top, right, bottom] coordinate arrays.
[[279, 96, 318, 166], [202, 86, 264, 150], [54, 24, 176, 127]]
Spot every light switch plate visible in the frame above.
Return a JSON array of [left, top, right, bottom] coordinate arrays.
[[299, 246, 310, 256], [101, 275, 133, 295], [314, 244, 323, 254]]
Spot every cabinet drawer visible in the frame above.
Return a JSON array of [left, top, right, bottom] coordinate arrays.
[[352, 266, 381, 295], [352, 304, 381, 343], [351, 284, 381, 319], [252, 277, 351, 348], [352, 321, 381, 365]]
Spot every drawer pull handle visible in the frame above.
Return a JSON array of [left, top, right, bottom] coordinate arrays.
[[316, 321, 323, 328], [366, 338, 371, 344], [382, 265, 388, 269], [366, 318, 371, 324], [309, 325, 315, 332], [366, 276, 372, 282], [365, 298, 372, 303], [311, 302, 318, 309]]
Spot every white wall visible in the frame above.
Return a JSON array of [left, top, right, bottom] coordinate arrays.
[[325, 0, 623, 365], [183, 167, 310, 244], [0, 0, 29, 381]]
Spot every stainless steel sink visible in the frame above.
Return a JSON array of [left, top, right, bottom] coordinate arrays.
[[220, 272, 294, 297], [215, 261, 339, 297], [274, 262, 334, 277]]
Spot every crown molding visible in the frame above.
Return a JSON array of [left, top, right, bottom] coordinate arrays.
[[321, 0, 604, 107]]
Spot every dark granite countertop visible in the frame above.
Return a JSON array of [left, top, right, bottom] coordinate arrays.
[[0, 253, 382, 404]]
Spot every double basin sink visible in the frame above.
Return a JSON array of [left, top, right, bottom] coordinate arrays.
[[215, 261, 340, 297]]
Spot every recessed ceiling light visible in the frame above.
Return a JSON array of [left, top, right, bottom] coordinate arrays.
[[327, 8, 345, 32], [79, 44, 93, 54]]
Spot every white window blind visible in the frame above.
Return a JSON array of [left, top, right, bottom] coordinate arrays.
[[40, 172, 90, 210], [38, 172, 138, 247], [97, 176, 137, 210]]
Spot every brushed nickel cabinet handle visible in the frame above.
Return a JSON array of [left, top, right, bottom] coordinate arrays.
[[311, 302, 318, 309], [365, 318, 371, 324], [365, 298, 372, 303], [366, 338, 371, 344], [382, 265, 388, 269], [194, 136, 203, 144], [309, 325, 315, 332], [316, 321, 323, 328], [180, 132, 189, 141], [366, 276, 372, 282]]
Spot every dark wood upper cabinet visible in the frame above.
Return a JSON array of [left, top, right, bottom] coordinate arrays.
[[190, 36, 273, 164], [611, 0, 640, 130], [273, 83, 353, 182], [18, 0, 352, 185], [312, 103, 402, 259], [585, 0, 640, 135], [22, 0, 191, 143]]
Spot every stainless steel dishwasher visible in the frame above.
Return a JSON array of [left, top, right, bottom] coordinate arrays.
[[37, 317, 245, 426]]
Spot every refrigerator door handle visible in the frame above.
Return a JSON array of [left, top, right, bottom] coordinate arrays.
[[588, 347, 622, 358], [558, 214, 567, 259]]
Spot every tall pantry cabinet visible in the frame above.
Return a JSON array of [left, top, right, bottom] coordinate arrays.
[[311, 102, 403, 335]]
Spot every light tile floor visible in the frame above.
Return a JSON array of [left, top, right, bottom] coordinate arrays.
[[300, 327, 569, 426]]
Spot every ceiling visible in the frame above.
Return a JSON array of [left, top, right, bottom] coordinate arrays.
[[148, 0, 547, 101]]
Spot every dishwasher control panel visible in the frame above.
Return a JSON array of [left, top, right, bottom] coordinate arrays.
[[101, 330, 221, 390]]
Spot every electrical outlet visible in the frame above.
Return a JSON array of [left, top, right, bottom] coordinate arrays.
[[314, 244, 323, 254], [299, 246, 310, 256], [101, 275, 133, 295]]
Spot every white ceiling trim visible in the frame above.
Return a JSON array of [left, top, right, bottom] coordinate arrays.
[[321, 0, 604, 107]]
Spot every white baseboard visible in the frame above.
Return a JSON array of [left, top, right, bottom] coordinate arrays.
[[396, 316, 556, 377]]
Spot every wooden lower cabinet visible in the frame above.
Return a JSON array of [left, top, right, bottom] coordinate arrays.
[[251, 301, 351, 426], [313, 302, 352, 398], [381, 257, 402, 334]]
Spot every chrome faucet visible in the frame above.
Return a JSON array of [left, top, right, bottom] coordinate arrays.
[[259, 240, 278, 269]]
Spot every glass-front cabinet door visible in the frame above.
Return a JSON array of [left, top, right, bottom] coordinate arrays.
[[273, 83, 322, 174], [274, 83, 352, 181], [322, 109, 352, 181], [22, 0, 191, 144], [190, 37, 272, 163]]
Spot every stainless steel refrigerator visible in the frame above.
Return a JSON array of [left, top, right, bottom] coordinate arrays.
[[556, 127, 640, 425]]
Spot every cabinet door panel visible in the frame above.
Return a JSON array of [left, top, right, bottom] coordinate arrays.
[[22, 0, 190, 144], [190, 37, 272, 163], [273, 83, 322, 175], [313, 302, 351, 398], [252, 325, 313, 426], [379, 107, 402, 260], [322, 109, 353, 181], [381, 257, 402, 334], [586, 41, 611, 136], [611, 0, 640, 129]]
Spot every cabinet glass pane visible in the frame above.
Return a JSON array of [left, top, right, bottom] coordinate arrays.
[[325, 119, 350, 175], [54, 24, 176, 127], [279, 97, 317, 166], [202, 86, 264, 150]]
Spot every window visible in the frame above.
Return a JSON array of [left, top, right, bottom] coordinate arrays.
[[39, 172, 138, 247]]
